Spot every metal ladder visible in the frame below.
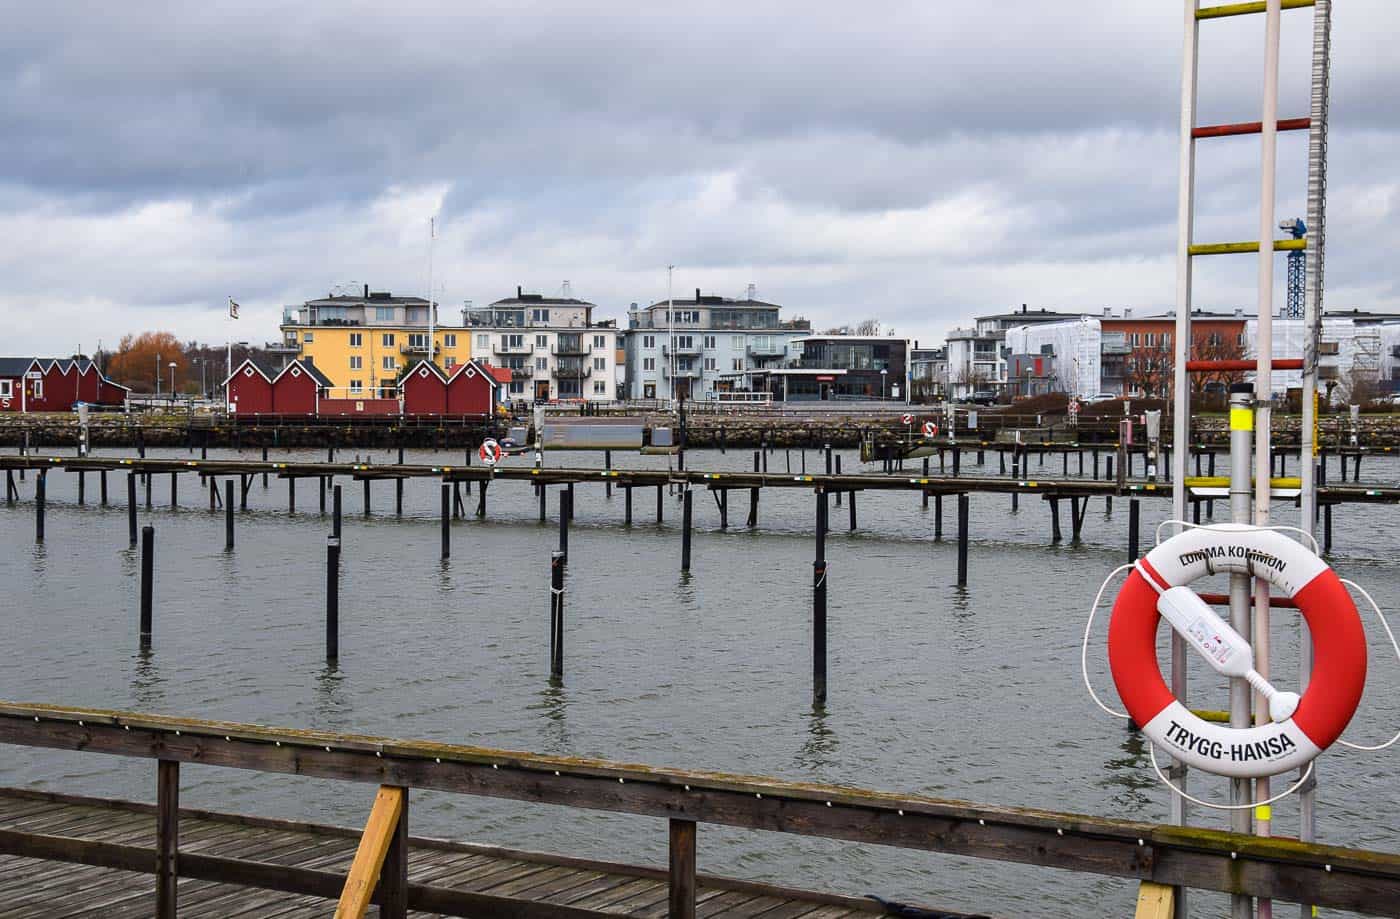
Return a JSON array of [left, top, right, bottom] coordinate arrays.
[[1166, 2, 1332, 918]]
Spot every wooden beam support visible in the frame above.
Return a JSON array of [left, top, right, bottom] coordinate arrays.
[[336, 785, 406, 919], [1134, 881, 1174, 918], [156, 759, 178, 919], [669, 819, 697, 919]]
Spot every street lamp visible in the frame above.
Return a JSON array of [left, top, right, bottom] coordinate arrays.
[[168, 362, 177, 400], [881, 368, 888, 400], [155, 353, 161, 395]]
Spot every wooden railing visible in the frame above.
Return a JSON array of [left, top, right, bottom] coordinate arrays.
[[1, 702, 1398, 917]]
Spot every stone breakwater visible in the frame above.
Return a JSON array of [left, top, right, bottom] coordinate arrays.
[[0, 411, 1393, 451]]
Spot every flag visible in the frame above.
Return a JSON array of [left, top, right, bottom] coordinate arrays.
[[228, 298, 240, 319]]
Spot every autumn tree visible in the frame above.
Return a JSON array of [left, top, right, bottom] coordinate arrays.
[[1190, 332, 1248, 397], [107, 331, 189, 393]]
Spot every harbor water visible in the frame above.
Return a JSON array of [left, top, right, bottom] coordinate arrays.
[[2, 445, 1396, 917]]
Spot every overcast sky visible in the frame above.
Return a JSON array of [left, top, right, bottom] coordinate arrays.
[[2, 1, 1396, 355]]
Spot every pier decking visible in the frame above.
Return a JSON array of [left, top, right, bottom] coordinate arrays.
[[0, 788, 894, 918]]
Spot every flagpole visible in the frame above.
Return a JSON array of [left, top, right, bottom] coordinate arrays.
[[427, 217, 435, 372]]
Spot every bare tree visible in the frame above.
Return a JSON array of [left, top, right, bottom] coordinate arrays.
[[854, 318, 883, 336]]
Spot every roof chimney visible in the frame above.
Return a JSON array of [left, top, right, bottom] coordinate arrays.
[[1124, 308, 1133, 319], [1022, 303, 1027, 313], [363, 284, 369, 299], [1235, 306, 1244, 318], [1103, 307, 1111, 317], [695, 288, 701, 302], [517, 285, 522, 299]]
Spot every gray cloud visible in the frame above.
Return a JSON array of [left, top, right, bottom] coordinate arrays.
[[0, 0, 1397, 354]]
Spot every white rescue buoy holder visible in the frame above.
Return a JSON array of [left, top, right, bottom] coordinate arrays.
[[1082, 521, 1399, 808]]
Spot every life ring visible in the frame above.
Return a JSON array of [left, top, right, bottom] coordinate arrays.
[[1108, 524, 1367, 778]]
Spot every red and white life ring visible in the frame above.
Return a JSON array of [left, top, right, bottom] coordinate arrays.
[[1108, 524, 1367, 778]]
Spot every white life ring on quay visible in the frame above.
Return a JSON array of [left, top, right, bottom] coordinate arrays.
[[1108, 524, 1367, 779]]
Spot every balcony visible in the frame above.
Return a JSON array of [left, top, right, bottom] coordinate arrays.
[[551, 342, 592, 357], [662, 366, 702, 379], [511, 367, 534, 381], [399, 342, 440, 356], [662, 343, 702, 357], [552, 364, 593, 380], [746, 343, 786, 357]]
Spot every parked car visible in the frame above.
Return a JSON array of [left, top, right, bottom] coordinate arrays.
[[1092, 393, 1119, 402], [969, 390, 997, 405]]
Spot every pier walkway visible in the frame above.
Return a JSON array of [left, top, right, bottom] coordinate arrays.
[[0, 788, 890, 918]]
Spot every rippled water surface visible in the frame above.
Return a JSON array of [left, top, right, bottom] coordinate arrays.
[[2, 444, 1397, 917]]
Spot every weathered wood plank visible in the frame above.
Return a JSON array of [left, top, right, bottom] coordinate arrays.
[[1134, 881, 1174, 919], [335, 784, 405, 918], [671, 818, 697, 919]]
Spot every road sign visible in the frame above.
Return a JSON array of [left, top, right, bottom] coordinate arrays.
[[901, 413, 914, 425], [479, 438, 504, 466], [922, 420, 938, 439]]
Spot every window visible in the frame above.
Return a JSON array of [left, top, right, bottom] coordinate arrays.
[[593, 357, 606, 371], [1129, 333, 1141, 347], [408, 332, 429, 349], [375, 307, 394, 321], [285, 331, 298, 344], [1208, 333, 1222, 347], [509, 381, 525, 395], [476, 334, 489, 349], [407, 308, 423, 323], [643, 358, 656, 371], [732, 358, 744, 371], [643, 335, 655, 349], [704, 335, 716, 349], [445, 356, 457, 369], [382, 333, 395, 347], [382, 356, 396, 371], [704, 357, 717, 371], [0, 380, 10, 398], [443, 333, 456, 348], [678, 358, 693, 371], [536, 356, 549, 370], [732, 335, 743, 348], [644, 382, 656, 398], [1145, 333, 1156, 347], [531, 308, 550, 323], [676, 335, 694, 349], [303, 332, 314, 343], [349, 333, 362, 348], [593, 380, 607, 394], [349, 379, 363, 394], [593, 335, 606, 348], [32, 379, 43, 399], [349, 356, 362, 370], [536, 335, 548, 349], [504, 334, 524, 349]]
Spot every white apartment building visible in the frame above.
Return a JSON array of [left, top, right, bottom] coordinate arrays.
[[622, 289, 810, 400], [463, 288, 620, 404]]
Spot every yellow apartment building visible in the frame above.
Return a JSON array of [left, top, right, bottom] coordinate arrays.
[[278, 287, 469, 397]]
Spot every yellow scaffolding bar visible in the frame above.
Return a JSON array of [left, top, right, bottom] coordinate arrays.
[[1197, 0, 1315, 20], [1188, 238, 1307, 256]]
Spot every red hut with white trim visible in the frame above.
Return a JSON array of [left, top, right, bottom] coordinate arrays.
[[0, 358, 128, 412], [399, 360, 450, 415], [444, 359, 501, 416]]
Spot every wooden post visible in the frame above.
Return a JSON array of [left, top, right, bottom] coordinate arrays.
[[834, 454, 842, 507], [5, 470, 13, 505], [624, 485, 633, 526], [128, 472, 138, 545], [288, 476, 295, 514], [440, 483, 450, 560], [681, 488, 693, 571], [1324, 503, 1333, 554], [34, 469, 45, 543], [335, 786, 406, 919], [395, 479, 404, 516], [669, 819, 697, 919], [957, 494, 969, 587], [476, 480, 487, 518], [156, 759, 179, 919], [320, 476, 327, 514], [750, 450, 761, 523], [333, 485, 342, 540], [1133, 881, 1174, 919], [550, 550, 565, 681], [240, 475, 249, 510], [140, 525, 154, 645], [380, 788, 409, 919], [656, 484, 663, 524], [813, 489, 828, 705], [326, 534, 340, 661], [934, 493, 943, 540], [225, 480, 234, 550], [262, 446, 269, 487], [1049, 496, 1062, 542], [1128, 498, 1141, 562], [718, 489, 728, 529], [170, 472, 178, 508], [847, 489, 856, 532], [952, 446, 961, 476], [1071, 496, 1086, 541], [605, 449, 612, 497], [538, 483, 547, 522], [78, 470, 85, 505], [363, 478, 371, 516], [145, 471, 152, 508]]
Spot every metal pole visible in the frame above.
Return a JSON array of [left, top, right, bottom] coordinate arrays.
[[1228, 384, 1255, 919], [326, 535, 340, 660], [813, 489, 828, 706], [1254, 6, 1284, 893], [140, 525, 154, 645], [550, 550, 565, 681], [1298, 0, 1332, 878]]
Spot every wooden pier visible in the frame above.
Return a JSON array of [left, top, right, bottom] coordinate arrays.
[[0, 702, 1397, 918]]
